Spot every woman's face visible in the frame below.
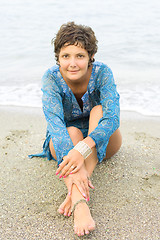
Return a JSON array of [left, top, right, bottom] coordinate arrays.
[[58, 44, 91, 84]]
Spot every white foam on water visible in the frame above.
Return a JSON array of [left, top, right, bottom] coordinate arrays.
[[119, 84, 160, 116], [0, 84, 42, 108], [0, 83, 160, 116]]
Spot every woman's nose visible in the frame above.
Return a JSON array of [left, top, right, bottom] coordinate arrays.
[[69, 57, 76, 67]]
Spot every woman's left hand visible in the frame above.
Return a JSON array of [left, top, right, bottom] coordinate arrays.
[[64, 164, 95, 201], [56, 149, 84, 178]]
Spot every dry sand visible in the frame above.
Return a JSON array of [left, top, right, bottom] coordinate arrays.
[[0, 106, 160, 240]]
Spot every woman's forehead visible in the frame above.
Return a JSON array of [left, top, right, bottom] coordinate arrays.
[[60, 43, 87, 53]]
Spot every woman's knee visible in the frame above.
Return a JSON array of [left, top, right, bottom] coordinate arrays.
[[90, 105, 102, 118], [88, 105, 103, 134], [105, 128, 122, 159], [49, 127, 83, 158], [67, 126, 84, 145], [49, 138, 57, 160]]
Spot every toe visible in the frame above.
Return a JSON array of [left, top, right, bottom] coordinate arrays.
[[58, 203, 65, 214], [58, 208, 64, 214], [64, 211, 67, 216], [64, 207, 71, 217], [79, 227, 84, 236], [80, 231, 84, 236], [68, 208, 71, 217], [58, 194, 71, 216], [88, 222, 95, 231], [74, 225, 78, 235], [64, 205, 71, 217], [77, 230, 81, 237], [84, 227, 89, 235]]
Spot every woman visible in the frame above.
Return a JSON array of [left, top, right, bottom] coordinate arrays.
[[30, 21, 122, 236]]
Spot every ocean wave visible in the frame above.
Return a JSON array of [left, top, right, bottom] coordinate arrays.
[[119, 84, 160, 116], [0, 84, 160, 117], [0, 84, 42, 108]]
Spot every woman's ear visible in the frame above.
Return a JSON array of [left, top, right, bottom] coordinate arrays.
[[56, 59, 60, 66], [91, 54, 95, 61], [88, 55, 95, 67], [91, 54, 95, 63], [89, 54, 94, 62]]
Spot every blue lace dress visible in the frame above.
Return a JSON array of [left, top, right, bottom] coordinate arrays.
[[29, 61, 120, 166]]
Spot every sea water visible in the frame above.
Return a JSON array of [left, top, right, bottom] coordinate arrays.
[[0, 0, 160, 116]]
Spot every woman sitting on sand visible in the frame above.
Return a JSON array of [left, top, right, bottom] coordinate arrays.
[[31, 21, 122, 236]]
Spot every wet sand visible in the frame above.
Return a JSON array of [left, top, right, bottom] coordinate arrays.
[[0, 106, 160, 240]]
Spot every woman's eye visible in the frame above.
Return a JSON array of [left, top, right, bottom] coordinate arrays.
[[62, 54, 69, 58], [77, 54, 84, 58]]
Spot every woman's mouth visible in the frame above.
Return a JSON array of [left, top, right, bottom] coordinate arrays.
[[68, 70, 79, 73]]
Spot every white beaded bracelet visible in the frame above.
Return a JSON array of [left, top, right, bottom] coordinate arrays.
[[74, 141, 92, 159]]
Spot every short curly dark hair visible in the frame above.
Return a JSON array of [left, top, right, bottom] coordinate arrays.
[[52, 22, 98, 65]]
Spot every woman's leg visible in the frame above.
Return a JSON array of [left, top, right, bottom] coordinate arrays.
[[55, 127, 84, 216], [49, 105, 122, 162], [62, 127, 96, 236], [49, 105, 122, 236], [64, 105, 122, 236], [88, 105, 122, 160], [50, 127, 97, 236]]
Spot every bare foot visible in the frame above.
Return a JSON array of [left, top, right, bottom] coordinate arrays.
[[58, 194, 72, 217], [73, 201, 95, 236]]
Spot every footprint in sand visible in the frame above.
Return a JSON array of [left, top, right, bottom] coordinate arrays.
[[2, 130, 29, 150], [141, 174, 160, 199], [5, 130, 29, 142]]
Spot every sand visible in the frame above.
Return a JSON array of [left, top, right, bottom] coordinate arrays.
[[0, 106, 160, 240]]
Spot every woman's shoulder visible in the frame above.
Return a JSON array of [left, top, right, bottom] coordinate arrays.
[[42, 65, 67, 94], [43, 65, 60, 77], [92, 62, 113, 80], [42, 65, 63, 86], [93, 61, 106, 67], [93, 61, 112, 73]]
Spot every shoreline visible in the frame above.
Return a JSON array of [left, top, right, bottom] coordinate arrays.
[[1, 104, 159, 139], [1, 104, 160, 119], [0, 105, 160, 239]]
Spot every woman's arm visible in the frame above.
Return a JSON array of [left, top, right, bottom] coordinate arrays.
[[42, 69, 74, 165], [89, 64, 120, 162], [56, 64, 120, 174]]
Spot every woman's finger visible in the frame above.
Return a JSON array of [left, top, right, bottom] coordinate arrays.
[[75, 180, 87, 199], [64, 165, 76, 177], [69, 160, 84, 174], [87, 176, 95, 189], [56, 156, 69, 175], [60, 163, 74, 178], [69, 165, 80, 174], [65, 162, 81, 177], [61, 161, 78, 177], [83, 180, 90, 201], [88, 178, 95, 189], [66, 178, 73, 196]]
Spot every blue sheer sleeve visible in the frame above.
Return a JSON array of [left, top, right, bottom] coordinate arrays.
[[42, 69, 74, 165], [89, 64, 120, 162]]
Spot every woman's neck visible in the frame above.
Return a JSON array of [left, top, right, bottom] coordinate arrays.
[[63, 66, 92, 96]]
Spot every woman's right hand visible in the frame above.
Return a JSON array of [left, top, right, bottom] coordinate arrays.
[[56, 149, 85, 178], [64, 164, 95, 201]]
